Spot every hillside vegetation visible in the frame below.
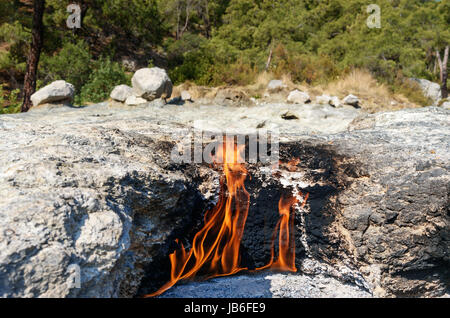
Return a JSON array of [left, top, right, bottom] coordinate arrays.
[[0, 0, 449, 112]]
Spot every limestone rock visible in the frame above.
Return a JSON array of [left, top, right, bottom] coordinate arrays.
[[281, 110, 299, 120], [30, 80, 75, 107], [132, 67, 173, 101], [287, 90, 311, 104], [316, 94, 341, 107], [214, 88, 249, 106], [330, 96, 341, 107], [343, 94, 360, 107], [316, 94, 332, 105], [409, 78, 442, 105], [181, 91, 193, 102], [267, 80, 287, 93], [440, 98, 450, 109], [110, 85, 133, 102], [0, 104, 448, 298], [125, 95, 147, 106]]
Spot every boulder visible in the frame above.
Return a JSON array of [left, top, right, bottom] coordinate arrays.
[[132, 67, 173, 101], [409, 78, 441, 105], [214, 88, 249, 106], [267, 80, 286, 93], [316, 94, 341, 107], [181, 90, 193, 102], [110, 85, 133, 102], [287, 90, 311, 104], [30, 81, 75, 107], [343, 94, 360, 107], [125, 95, 148, 106], [440, 98, 450, 109], [330, 96, 341, 107], [281, 110, 299, 120], [121, 57, 138, 72], [315, 94, 332, 105]]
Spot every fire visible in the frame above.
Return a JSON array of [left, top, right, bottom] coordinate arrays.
[[146, 139, 308, 297], [257, 191, 309, 272]]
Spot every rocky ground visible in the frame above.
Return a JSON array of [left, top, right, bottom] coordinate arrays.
[[0, 100, 449, 298]]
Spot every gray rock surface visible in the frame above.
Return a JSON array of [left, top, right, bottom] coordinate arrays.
[[132, 67, 173, 101], [0, 104, 216, 298], [30, 81, 75, 107], [0, 103, 448, 298], [110, 85, 133, 102], [160, 271, 371, 298]]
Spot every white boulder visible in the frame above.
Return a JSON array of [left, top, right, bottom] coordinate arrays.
[[441, 99, 450, 109], [132, 67, 173, 101], [181, 90, 193, 102], [316, 95, 341, 107], [125, 95, 147, 106], [409, 78, 442, 105], [110, 85, 133, 102], [330, 96, 341, 107], [30, 80, 75, 107], [287, 90, 311, 104], [267, 80, 287, 92], [316, 94, 332, 104], [343, 94, 360, 107]]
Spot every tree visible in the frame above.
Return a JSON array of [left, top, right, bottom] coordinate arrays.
[[436, 46, 449, 99], [21, 0, 45, 112]]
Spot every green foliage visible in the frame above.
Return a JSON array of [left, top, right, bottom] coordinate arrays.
[[0, 21, 29, 71], [1, 0, 449, 110], [76, 58, 130, 104], [39, 40, 92, 93], [0, 85, 21, 114]]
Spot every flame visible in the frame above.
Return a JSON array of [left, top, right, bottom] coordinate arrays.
[[257, 191, 309, 272], [146, 138, 249, 297], [146, 139, 309, 297]]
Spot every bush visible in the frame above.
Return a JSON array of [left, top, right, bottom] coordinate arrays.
[[76, 58, 130, 105], [0, 21, 29, 70], [0, 84, 21, 114], [169, 47, 214, 85], [39, 40, 92, 93], [393, 75, 433, 107]]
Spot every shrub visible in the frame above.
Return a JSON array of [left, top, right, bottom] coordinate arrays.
[[393, 76, 433, 107], [76, 58, 130, 105], [0, 85, 21, 114], [39, 40, 92, 93]]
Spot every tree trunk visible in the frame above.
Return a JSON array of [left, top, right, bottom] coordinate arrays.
[[21, 0, 45, 113], [436, 46, 449, 99], [202, 0, 211, 38], [265, 48, 273, 72], [179, 0, 192, 39]]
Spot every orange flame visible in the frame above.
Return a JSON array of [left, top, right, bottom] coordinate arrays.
[[146, 139, 308, 297], [146, 138, 249, 297], [257, 191, 309, 272]]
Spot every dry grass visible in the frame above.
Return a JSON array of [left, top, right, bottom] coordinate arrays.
[[317, 69, 422, 112], [173, 69, 425, 113]]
